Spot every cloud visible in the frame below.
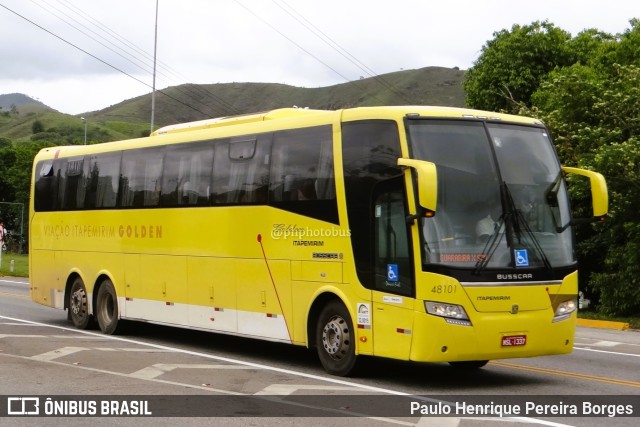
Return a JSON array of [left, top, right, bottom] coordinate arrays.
[[0, 0, 636, 114]]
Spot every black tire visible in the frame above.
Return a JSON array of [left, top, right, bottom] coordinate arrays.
[[448, 360, 489, 369], [315, 301, 357, 376], [95, 279, 121, 335], [68, 277, 91, 329]]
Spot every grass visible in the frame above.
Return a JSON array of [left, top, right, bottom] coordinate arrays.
[[0, 252, 28, 277]]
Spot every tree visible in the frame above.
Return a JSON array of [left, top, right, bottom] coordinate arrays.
[[612, 18, 640, 66], [464, 21, 575, 114], [468, 18, 640, 315], [0, 138, 17, 202], [32, 120, 44, 134], [532, 61, 640, 316]]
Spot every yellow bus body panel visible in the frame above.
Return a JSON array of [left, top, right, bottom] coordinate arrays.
[[29, 106, 582, 366]]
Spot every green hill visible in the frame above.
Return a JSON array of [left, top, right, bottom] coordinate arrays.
[[0, 93, 53, 111], [91, 66, 465, 126], [1, 66, 465, 142]]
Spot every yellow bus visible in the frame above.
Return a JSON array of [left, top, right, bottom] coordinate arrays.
[[29, 106, 608, 376]]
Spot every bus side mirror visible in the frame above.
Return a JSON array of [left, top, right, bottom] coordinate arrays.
[[397, 158, 438, 212], [561, 166, 608, 219]]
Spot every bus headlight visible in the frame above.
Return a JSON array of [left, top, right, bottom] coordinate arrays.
[[553, 298, 577, 323], [425, 301, 472, 326]]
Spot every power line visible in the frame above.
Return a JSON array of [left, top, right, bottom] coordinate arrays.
[[234, 0, 411, 106], [0, 2, 214, 118], [272, 0, 414, 104], [232, 0, 355, 85], [57, 0, 240, 115], [41, 0, 240, 117], [4, 0, 415, 121]]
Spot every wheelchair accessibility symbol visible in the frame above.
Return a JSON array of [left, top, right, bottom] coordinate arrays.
[[387, 264, 399, 282], [514, 249, 529, 267]]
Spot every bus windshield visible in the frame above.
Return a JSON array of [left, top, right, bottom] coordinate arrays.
[[407, 120, 574, 271]]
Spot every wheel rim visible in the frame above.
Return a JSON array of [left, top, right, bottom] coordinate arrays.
[[70, 286, 87, 321], [321, 315, 351, 360]]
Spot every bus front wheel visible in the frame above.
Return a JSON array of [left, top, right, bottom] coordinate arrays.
[[69, 277, 91, 329], [316, 301, 357, 376], [96, 279, 120, 335]]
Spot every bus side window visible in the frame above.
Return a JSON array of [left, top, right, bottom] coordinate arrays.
[[211, 135, 271, 205], [84, 152, 121, 209], [34, 160, 56, 211], [268, 125, 337, 223], [161, 142, 213, 207], [62, 158, 85, 210], [119, 148, 164, 208], [269, 126, 334, 203]]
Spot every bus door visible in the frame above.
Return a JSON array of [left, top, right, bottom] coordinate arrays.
[[371, 177, 416, 359]]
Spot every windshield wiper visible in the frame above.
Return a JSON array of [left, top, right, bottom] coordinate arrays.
[[504, 182, 553, 270], [473, 214, 505, 274], [474, 181, 513, 274], [474, 182, 552, 274]]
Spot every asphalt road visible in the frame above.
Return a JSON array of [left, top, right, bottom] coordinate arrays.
[[1, 277, 639, 427]]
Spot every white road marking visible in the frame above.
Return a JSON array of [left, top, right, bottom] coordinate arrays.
[[30, 346, 87, 361], [0, 315, 574, 427], [0, 323, 45, 326], [574, 347, 640, 358], [28, 345, 174, 361], [131, 363, 257, 379], [254, 384, 360, 395], [575, 340, 620, 347], [0, 333, 114, 339], [0, 334, 47, 339], [576, 339, 640, 348], [0, 351, 244, 395], [0, 279, 27, 285]]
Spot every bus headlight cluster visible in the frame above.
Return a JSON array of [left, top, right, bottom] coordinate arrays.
[[425, 301, 472, 326], [553, 298, 577, 322]]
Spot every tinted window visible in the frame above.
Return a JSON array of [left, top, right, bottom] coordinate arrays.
[[161, 142, 213, 207], [120, 148, 164, 208], [269, 125, 337, 223], [373, 178, 413, 296], [84, 152, 121, 209], [34, 160, 56, 212], [61, 158, 85, 210], [33, 125, 338, 220], [342, 120, 402, 288], [212, 135, 271, 204], [269, 126, 334, 201]]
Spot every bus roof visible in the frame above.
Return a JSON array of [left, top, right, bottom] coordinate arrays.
[[151, 106, 542, 137], [34, 106, 543, 162], [151, 108, 332, 136]]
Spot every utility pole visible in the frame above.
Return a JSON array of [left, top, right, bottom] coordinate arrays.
[[150, 0, 159, 134], [81, 116, 87, 144]]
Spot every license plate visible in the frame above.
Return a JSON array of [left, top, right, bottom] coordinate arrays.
[[501, 335, 527, 347]]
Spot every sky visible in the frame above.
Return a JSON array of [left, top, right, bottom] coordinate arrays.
[[0, 0, 637, 115]]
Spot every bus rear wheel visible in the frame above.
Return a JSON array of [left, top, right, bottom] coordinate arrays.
[[316, 301, 357, 376], [96, 279, 120, 335], [69, 277, 91, 329]]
